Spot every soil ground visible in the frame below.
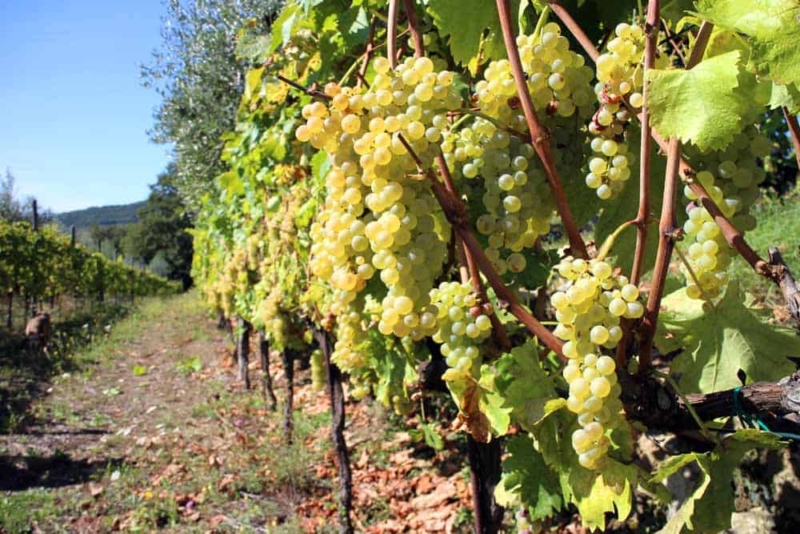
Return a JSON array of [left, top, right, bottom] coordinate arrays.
[[0, 292, 477, 533]]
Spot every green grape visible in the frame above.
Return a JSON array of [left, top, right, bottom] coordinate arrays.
[[551, 256, 643, 469], [584, 23, 668, 200], [680, 126, 767, 299]]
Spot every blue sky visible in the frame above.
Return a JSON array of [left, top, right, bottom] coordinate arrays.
[[0, 1, 171, 213]]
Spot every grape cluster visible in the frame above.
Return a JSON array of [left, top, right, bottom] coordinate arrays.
[[299, 56, 462, 369], [441, 22, 593, 272], [430, 281, 494, 380], [681, 127, 769, 299], [585, 23, 647, 199], [475, 22, 595, 123], [550, 257, 643, 469], [442, 120, 554, 273], [310, 348, 326, 392]]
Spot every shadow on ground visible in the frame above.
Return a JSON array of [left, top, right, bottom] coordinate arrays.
[[0, 448, 124, 491]]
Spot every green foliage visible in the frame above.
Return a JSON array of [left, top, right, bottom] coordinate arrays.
[[647, 51, 756, 151], [142, 0, 282, 208], [657, 283, 798, 392], [695, 0, 800, 87], [124, 165, 194, 289], [652, 430, 783, 533]]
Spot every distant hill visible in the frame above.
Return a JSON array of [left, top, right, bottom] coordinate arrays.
[[55, 201, 146, 229]]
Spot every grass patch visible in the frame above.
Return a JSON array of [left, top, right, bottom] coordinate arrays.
[[729, 191, 800, 301]]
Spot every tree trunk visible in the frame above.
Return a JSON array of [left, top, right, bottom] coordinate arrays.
[[467, 436, 504, 534], [282, 347, 296, 444], [257, 330, 277, 411], [236, 317, 251, 389], [313, 327, 353, 533]]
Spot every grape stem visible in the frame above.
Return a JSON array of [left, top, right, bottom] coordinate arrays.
[[441, 153, 512, 352], [783, 106, 800, 170], [397, 134, 566, 359], [546, 1, 600, 62], [495, 0, 588, 259], [672, 243, 717, 304], [402, 0, 424, 59], [388, 0, 399, 68], [631, 0, 660, 286], [639, 137, 681, 373], [275, 75, 331, 101], [356, 17, 378, 87]]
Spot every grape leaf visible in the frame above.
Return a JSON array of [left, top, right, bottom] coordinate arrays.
[[657, 283, 798, 393], [428, 0, 519, 72], [532, 405, 636, 530], [561, 457, 636, 530], [653, 430, 783, 533], [491, 338, 557, 432], [495, 435, 562, 520], [695, 0, 800, 87], [769, 83, 800, 113], [647, 51, 752, 152]]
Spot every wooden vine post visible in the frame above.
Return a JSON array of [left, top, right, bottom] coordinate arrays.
[[312, 326, 353, 534], [235, 316, 252, 389], [257, 330, 278, 411]]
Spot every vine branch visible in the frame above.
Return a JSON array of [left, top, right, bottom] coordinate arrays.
[[402, 0, 424, 58], [357, 17, 378, 87], [783, 106, 800, 169], [631, 0, 661, 285], [397, 134, 565, 359], [495, 0, 588, 259], [275, 75, 331, 101], [639, 137, 681, 373]]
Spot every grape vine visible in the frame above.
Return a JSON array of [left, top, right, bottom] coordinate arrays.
[[188, 0, 800, 531]]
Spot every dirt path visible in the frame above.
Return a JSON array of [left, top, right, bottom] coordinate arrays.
[[0, 293, 477, 533]]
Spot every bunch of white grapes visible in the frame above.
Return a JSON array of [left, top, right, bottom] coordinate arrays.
[[430, 281, 494, 381], [299, 55, 464, 368], [681, 127, 770, 299], [475, 22, 595, 124], [442, 118, 554, 274], [551, 257, 643, 469], [585, 23, 648, 200]]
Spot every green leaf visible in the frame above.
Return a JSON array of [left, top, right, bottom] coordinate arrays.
[[428, 0, 519, 72], [769, 83, 800, 113], [477, 364, 512, 436], [492, 339, 557, 432], [647, 51, 753, 151], [218, 171, 245, 197], [132, 365, 147, 376], [696, 0, 800, 87], [653, 430, 783, 533], [532, 404, 636, 530], [421, 422, 445, 451], [270, 2, 302, 53], [657, 283, 798, 393], [496, 434, 562, 520]]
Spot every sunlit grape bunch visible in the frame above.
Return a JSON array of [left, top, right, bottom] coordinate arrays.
[[442, 118, 554, 274], [299, 55, 464, 369], [475, 22, 595, 124], [550, 257, 643, 469], [430, 281, 493, 381], [680, 127, 769, 299], [585, 23, 648, 200]]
